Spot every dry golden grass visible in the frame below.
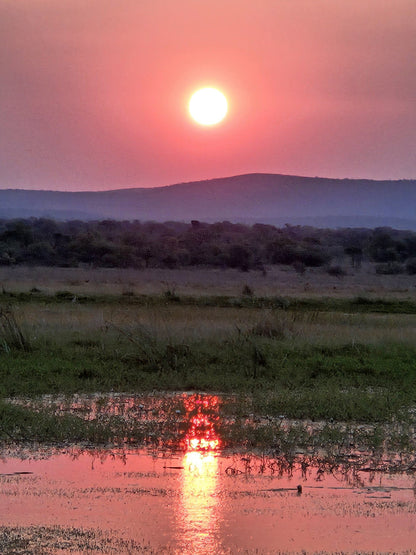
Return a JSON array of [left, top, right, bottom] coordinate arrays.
[[12, 302, 416, 349], [0, 263, 416, 299], [287, 311, 416, 346], [1, 264, 415, 351]]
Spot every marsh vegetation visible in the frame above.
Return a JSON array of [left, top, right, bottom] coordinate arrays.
[[1, 266, 416, 554], [0, 263, 415, 456]]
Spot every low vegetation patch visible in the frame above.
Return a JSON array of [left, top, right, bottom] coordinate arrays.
[[2, 288, 416, 314], [0, 307, 30, 353], [0, 291, 415, 454]]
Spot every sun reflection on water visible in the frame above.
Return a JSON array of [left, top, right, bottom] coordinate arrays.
[[182, 393, 221, 452], [176, 394, 222, 554]]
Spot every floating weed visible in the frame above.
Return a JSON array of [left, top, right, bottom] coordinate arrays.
[[0, 525, 157, 554]]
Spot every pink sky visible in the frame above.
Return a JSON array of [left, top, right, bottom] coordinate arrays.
[[1, 0, 415, 191]]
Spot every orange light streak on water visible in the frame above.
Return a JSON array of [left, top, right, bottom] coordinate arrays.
[[178, 451, 220, 554], [175, 394, 222, 553]]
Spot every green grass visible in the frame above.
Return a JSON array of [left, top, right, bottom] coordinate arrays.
[[1, 292, 416, 452], [1, 333, 416, 420], [2, 393, 414, 456], [2, 288, 416, 313]]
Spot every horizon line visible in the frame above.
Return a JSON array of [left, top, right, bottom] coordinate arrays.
[[1, 171, 415, 194]]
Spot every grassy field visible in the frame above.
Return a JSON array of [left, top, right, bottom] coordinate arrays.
[[1, 262, 416, 299], [1, 265, 416, 453]]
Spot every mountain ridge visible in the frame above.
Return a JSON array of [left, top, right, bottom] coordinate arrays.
[[1, 173, 415, 229]]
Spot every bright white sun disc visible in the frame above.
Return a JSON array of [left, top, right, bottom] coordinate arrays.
[[189, 88, 228, 125]]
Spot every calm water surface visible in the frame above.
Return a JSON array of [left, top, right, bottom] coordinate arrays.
[[1, 394, 416, 553]]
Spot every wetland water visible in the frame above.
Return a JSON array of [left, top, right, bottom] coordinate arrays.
[[1, 394, 416, 554]]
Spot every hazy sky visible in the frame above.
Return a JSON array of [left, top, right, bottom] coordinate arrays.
[[1, 0, 415, 190]]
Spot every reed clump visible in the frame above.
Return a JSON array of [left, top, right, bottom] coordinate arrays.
[[0, 307, 30, 352]]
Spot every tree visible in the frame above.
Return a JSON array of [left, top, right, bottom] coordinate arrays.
[[228, 244, 251, 271], [344, 246, 363, 269]]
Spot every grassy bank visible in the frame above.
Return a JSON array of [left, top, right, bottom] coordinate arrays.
[[1, 289, 416, 451], [1, 332, 416, 419], [2, 287, 416, 313]]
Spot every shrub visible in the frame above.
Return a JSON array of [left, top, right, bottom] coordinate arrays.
[[292, 261, 306, 274], [0, 307, 30, 352], [55, 290, 75, 300], [406, 258, 416, 275], [296, 247, 331, 267], [327, 265, 347, 277], [375, 262, 404, 275], [249, 319, 285, 339], [248, 311, 292, 340], [242, 284, 254, 297]]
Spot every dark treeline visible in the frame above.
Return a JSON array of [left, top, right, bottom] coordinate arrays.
[[1, 218, 416, 274]]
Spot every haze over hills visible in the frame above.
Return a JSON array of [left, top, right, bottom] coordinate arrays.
[[0, 173, 415, 229]]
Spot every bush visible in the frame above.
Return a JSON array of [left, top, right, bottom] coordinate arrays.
[[406, 258, 416, 275], [242, 284, 254, 297], [296, 247, 331, 267], [292, 261, 306, 274], [55, 290, 75, 300], [0, 307, 30, 352], [249, 320, 285, 339], [327, 265, 347, 277], [248, 311, 292, 340], [375, 262, 404, 275]]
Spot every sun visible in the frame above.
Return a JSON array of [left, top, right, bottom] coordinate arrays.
[[189, 87, 228, 126]]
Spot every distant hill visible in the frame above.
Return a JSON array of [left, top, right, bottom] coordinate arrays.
[[1, 173, 415, 229]]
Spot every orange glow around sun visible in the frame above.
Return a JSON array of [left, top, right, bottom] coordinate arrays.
[[189, 87, 228, 126], [182, 394, 221, 452]]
